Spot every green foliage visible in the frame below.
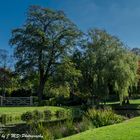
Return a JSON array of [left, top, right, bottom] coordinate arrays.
[[21, 111, 33, 123], [49, 84, 70, 98], [21, 109, 52, 123], [50, 119, 76, 139], [70, 108, 83, 119], [44, 117, 93, 139], [39, 100, 49, 106], [6, 5, 139, 107], [75, 117, 94, 133], [85, 108, 124, 127], [0, 114, 7, 124], [55, 110, 65, 119], [50, 57, 82, 101], [81, 29, 138, 104], [10, 5, 81, 101], [56, 57, 82, 87], [36, 123, 53, 140], [32, 110, 43, 121], [44, 110, 52, 120], [61, 116, 140, 140], [0, 68, 12, 90], [48, 98, 57, 106]]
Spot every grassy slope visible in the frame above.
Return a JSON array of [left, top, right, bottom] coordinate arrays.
[[61, 116, 140, 140]]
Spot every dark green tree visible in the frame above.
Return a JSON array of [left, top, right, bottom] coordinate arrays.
[[10, 6, 81, 101]]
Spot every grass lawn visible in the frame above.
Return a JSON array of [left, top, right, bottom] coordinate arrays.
[[0, 106, 66, 115], [106, 99, 140, 105], [0, 106, 68, 124], [130, 99, 140, 104], [105, 99, 140, 110], [60, 116, 140, 140]]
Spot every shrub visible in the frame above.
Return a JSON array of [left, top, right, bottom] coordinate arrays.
[[50, 125, 63, 139], [15, 116, 20, 121], [85, 108, 124, 127], [33, 96, 39, 106], [0, 114, 14, 124], [49, 98, 57, 106], [50, 119, 76, 139], [72, 108, 83, 119], [1, 114, 7, 124], [33, 110, 43, 121], [75, 117, 94, 133], [21, 111, 33, 122], [55, 110, 65, 119], [6, 115, 13, 123], [9, 116, 13, 122], [39, 100, 49, 106], [37, 123, 53, 140], [11, 88, 32, 97], [44, 110, 52, 120], [62, 120, 76, 137]]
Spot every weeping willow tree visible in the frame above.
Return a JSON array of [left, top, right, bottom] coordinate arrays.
[[110, 50, 138, 104], [84, 29, 138, 105]]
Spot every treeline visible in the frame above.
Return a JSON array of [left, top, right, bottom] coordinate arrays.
[[0, 6, 139, 106]]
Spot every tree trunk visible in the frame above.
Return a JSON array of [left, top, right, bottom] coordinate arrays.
[[38, 78, 46, 103]]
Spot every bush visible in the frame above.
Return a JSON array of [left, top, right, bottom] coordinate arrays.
[[15, 116, 20, 121], [9, 116, 13, 122], [50, 118, 92, 139], [75, 117, 94, 133], [85, 108, 124, 127], [21, 111, 33, 122], [0, 114, 7, 124], [55, 110, 65, 119], [33, 96, 39, 106], [44, 110, 52, 120], [21, 110, 44, 123], [10, 88, 32, 97], [72, 108, 83, 119], [0, 114, 14, 124], [37, 123, 53, 140], [62, 119, 76, 137], [33, 110, 43, 121], [49, 98, 57, 106], [50, 119, 76, 139], [50, 126, 63, 139], [39, 100, 49, 106]]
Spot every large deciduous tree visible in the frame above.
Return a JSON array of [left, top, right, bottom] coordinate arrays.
[[10, 6, 81, 101]]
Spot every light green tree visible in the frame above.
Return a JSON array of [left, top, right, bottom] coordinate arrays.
[[83, 29, 138, 105]]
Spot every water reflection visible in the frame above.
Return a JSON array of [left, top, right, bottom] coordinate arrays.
[[115, 109, 140, 118]]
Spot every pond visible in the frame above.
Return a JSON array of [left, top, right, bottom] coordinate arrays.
[[115, 109, 140, 118]]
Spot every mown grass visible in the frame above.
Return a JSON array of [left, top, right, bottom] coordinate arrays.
[[130, 99, 140, 104], [60, 116, 140, 140], [0, 106, 68, 124], [106, 99, 140, 105], [0, 106, 66, 115]]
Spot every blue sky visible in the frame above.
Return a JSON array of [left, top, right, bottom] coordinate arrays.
[[1, 0, 140, 53]]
